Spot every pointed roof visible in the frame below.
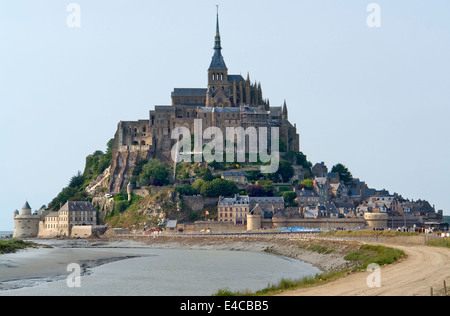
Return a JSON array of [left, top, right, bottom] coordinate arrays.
[[22, 201, 31, 210], [282, 100, 288, 116], [209, 6, 227, 70]]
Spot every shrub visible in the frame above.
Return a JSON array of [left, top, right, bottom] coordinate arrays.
[[176, 184, 197, 196]]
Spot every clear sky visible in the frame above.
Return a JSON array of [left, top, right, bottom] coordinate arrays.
[[1, 0, 449, 231]]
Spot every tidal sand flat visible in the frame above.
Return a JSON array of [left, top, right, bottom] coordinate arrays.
[[0, 239, 322, 296], [0, 245, 146, 291]]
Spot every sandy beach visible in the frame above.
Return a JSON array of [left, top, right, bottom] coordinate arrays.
[[0, 244, 146, 291], [2, 235, 449, 296], [0, 236, 355, 293]]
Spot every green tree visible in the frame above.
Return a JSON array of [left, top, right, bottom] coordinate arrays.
[[201, 168, 214, 182], [277, 160, 294, 183], [69, 171, 84, 188], [300, 178, 314, 190], [175, 184, 197, 196], [139, 159, 171, 186], [281, 191, 298, 207], [211, 178, 239, 197], [200, 181, 216, 197], [331, 163, 353, 185], [296, 152, 313, 169], [192, 179, 206, 193], [246, 170, 262, 182], [284, 151, 312, 170]]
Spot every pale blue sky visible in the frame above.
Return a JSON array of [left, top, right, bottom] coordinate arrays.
[[1, 0, 449, 230]]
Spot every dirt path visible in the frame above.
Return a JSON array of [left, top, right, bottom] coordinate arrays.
[[278, 244, 450, 296]]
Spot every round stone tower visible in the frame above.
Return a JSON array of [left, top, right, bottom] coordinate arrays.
[[247, 204, 263, 231], [364, 213, 389, 230], [247, 213, 262, 231], [13, 202, 40, 238]]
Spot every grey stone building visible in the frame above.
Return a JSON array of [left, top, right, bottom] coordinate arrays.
[[109, 10, 301, 193]]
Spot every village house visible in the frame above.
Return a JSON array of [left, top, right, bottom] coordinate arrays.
[[313, 177, 332, 202], [303, 202, 340, 219], [218, 195, 250, 225], [366, 196, 399, 214], [330, 182, 349, 203], [218, 195, 285, 225], [311, 162, 328, 178], [295, 189, 320, 208], [14, 201, 98, 239], [40, 201, 97, 237]]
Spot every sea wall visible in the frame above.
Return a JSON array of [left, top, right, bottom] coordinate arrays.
[[262, 218, 367, 230], [183, 196, 219, 212]]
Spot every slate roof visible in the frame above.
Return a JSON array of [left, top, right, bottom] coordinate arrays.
[[60, 201, 96, 212], [172, 88, 207, 97], [45, 212, 59, 218], [219, 195, 250, 207], [209, 50, 227, 70], [295, 190, 319, 197], [222, 171, 249, 177], [249, 197, 284, 204], [228, 75, 245, 82]]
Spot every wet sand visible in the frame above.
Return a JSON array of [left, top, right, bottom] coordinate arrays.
[[0, 245, 145, 291], [0, 236, 358, 292]]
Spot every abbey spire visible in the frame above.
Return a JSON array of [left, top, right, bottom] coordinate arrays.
[[209, 5, 227, 71]]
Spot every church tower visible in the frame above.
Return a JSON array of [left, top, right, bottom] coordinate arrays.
[[206, 6, 231, 108]]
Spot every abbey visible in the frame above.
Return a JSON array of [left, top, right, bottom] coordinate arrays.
[[109, 10, 300, 193]]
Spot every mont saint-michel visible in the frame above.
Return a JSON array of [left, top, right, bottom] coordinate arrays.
[[12, 10, 447, 240], [3, 3, 450, 298]]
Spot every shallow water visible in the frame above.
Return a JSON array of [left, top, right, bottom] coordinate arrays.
[[0, 247, 321, 296]]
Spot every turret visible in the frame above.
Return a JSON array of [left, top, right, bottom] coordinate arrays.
[[282, 100, 288, 120], [14, 210, 19, 218], [22, 201, 32, 216], [127, 182, 133, 201]]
